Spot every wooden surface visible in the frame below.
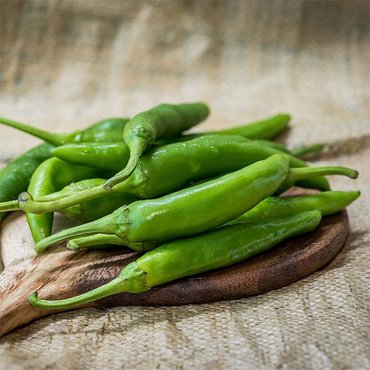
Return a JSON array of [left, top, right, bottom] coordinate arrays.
[[0, 194, 349, 337]]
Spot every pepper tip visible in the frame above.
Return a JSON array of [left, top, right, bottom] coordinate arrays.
[[28, 292, 39, 307], [67, 240, 80, 251]]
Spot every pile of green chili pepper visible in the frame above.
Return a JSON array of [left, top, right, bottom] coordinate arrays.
[[0, 102, 360, 310]]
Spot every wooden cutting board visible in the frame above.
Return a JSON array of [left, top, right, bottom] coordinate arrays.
[[0, 190, 349, 337]]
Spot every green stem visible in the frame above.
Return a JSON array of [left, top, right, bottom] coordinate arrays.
[[0, 199, 19, 212], [19, 185, 107, 213], [28, 262, 147, 309], [288, 166, 358, 182], [28, 276, 126, 309], [34, 213, 121, 254], [104, 151, 141, 189], [67, 233, 126, 251], [0, 117, 67, 146], [279, 165, 357, 193]]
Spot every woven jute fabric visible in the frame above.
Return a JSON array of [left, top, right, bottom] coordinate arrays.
[[0, 1, 369, 369]]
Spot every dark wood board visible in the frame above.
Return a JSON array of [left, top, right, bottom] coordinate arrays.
[[0, 206, 348, 337]]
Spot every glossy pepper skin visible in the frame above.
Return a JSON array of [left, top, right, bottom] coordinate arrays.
[[0, 135, 356, 215], [52, 137, 330, 192], [28, 210, 321, 309], [51, 139, 323, 173], [207, 113, 290, 140], [65, 190, 360, 239], [0, 117, 129, 146], [0, 117, 130, 223], [50, 139, 292, 173], [51, 142, 130, 172], [26, 158, 107, 241], [229, 191, 360, 225], [34, 154, 291, 254], [67, 189, 359, 251], [0, 143, 358, 218], [0, 143, 53, 223], [105, 102, 210, 188]]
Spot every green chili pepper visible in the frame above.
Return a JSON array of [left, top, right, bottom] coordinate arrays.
[[26, 159, 107, 241], [51, 143, 130, 172], [207, 113, 290, 140], [70, 190, 360, 249], [0, 117, 131, 223], [0, 143, 53, 223], [0, 135, 356, 215], [68, 190, 359, 252], [58, 179, 137, 222], [50, 139, 292, 172], [229, 190, 360, 225], [28, 209, 321, 309], [33, 154, 291, 254], [104, 102, 210, 188], [51, 163, 356, 248], [51, 137, 330, 191], [0, 117, 129, 146], [291, 143, 324, 158], [68, 234, 127, 251]]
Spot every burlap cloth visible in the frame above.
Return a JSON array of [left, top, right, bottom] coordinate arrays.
[[0, 1, 369, 369]]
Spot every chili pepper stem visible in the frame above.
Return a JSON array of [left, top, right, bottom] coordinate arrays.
[[28, 262, 148, 309], [0, 199, 19, 212], [0, 117, 67, 146], [279, 165, 357, 193], [104, 151, 141, 189], [34, 213, 124, 254], [288, 166, 358, 181], [67, 233, 126, 251], [19, 184, 107, 213]]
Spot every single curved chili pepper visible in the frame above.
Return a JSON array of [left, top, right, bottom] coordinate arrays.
[[68, 189, 359, 250], [104, 102, 210, 188], [28, 209, 321, 309], [207, 113, 290, 139], [33, 154, 291, 254], [51, 137, 330, 191], [26, 158, 107, 241], [69, 190, 359, 252], [50, 139, 292, 172], [59, 179, 137, 222], [163, 133, 329, 191], [229, 190, 360, 225], [0, 143, 53, 223], [2, 135, 347, 215], [0, 117, 129, 146]]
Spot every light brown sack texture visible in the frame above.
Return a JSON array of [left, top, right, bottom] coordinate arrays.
[[0, 1, 369, 369]]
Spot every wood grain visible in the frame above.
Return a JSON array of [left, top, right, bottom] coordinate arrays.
[[0, 203, 348, 337]]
